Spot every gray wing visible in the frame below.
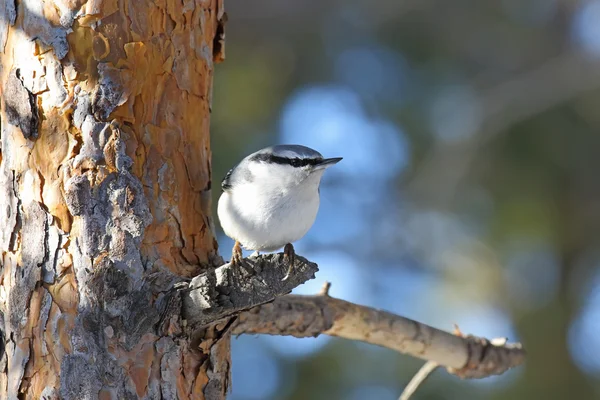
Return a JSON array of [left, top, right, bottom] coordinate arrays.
[[221, 167, 235, 191], [220, 158, 253, 192]]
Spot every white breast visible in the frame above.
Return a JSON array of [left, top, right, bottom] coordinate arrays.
[[217, 172, 323, 251]]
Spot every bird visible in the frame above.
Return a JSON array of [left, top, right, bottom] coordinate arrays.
[[217, 144, 342, 276]]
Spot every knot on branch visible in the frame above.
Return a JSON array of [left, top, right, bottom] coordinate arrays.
[[182, 253, 318, 329], [449, 336, 526, 379]]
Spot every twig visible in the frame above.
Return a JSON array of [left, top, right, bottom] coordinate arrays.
[[319, 281, 331, 296], [232, 294, 525, 378], [399, 361, 439, 400]]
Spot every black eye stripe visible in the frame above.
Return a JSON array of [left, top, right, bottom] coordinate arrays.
[[250, 153, 322, 167]]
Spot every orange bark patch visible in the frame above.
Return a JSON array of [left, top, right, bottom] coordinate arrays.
[[92, 32, 111, 61], [31, 109, 72, 231], [110, 333, 158, 398], [66, 22, 99, 87], [22, 287, 60, 397]]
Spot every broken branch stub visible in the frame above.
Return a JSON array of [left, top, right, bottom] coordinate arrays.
[[182, 253, 319, 328]]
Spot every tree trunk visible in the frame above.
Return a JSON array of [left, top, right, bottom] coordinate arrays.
[[0, 0, 228, 398]]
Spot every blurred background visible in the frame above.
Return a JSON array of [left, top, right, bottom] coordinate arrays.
[[210, 1, 600, 399]]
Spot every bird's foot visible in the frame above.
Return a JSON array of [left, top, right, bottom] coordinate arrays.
[[282, 243, 295, 281], [231, 241, 244, 266]]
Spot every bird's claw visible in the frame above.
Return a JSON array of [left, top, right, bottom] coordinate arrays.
[[231, 241, 244, 266], [282, 243, 295, 280]]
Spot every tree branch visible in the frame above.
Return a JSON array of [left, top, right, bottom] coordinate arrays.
[[232, 290, 526, 379], [181, 254, 525, 378], [181, 253, 318, 328], [408, 52, 600, 206]]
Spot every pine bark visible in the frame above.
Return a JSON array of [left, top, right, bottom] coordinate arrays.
[[0, 0, 227, 398]]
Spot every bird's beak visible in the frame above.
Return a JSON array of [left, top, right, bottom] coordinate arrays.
[[314, 157, 343, 170]]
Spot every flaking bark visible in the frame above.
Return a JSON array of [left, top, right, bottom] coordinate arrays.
[[0, 0, 228, 398]]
